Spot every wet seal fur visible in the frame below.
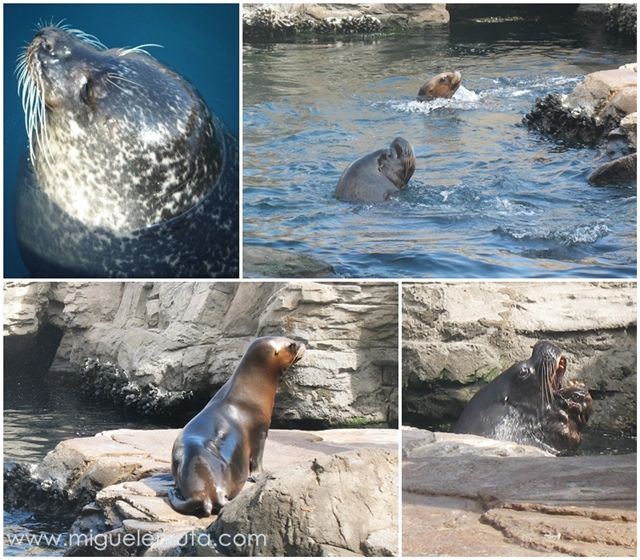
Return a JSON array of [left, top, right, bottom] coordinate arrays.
[[15, 24, 238, 277], [417, 71, 462, 101], [454, 340, 592, 453], [335, 137, 416, 202], [169, 336, 305, 517]]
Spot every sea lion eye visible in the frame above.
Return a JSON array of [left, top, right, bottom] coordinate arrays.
[[80, 78, 93, 104], [288, 342, 296, 350], [440, 77, 446, 83]]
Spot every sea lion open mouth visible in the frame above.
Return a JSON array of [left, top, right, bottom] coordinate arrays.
[[552, 356, 567, 391], [292, 343, 306, 365]]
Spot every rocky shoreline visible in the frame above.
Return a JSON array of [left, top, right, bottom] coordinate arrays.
[[5, 428, 398, 556], [403, 428, 637, 556]]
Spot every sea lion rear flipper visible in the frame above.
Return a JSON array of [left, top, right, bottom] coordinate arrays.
[[167, 487, 214, 517]]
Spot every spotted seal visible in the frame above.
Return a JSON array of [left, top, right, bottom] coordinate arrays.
[[454, 340, 591, 453], [15, 24, 238, 277], [335, 137, 416, 202], [417, 71, 462, 101], [169, 336, 306, 517]]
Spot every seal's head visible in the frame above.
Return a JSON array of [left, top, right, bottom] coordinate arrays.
[[379, 137, 416, 190], [417, 70, 462, 101], [243, 336, 306, 376], [16, 23, 222, 232]]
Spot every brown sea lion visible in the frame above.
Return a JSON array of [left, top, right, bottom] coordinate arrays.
[[454, 340, 591, 453], [335, 137, 416, 202], [417, 70, 462, 101], [168, 336, 305, 517]]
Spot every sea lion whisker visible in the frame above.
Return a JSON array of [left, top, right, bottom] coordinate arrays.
[[107, 73, 143, 89], [118, 43, 164, 57], [106, 77, 130, 95]]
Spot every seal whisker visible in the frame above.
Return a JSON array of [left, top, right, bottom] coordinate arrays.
[[107, 73, 143, 89], [106, 77, 130, 95]]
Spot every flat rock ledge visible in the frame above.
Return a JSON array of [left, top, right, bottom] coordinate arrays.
[[243, 4, 449, 38], [402, 428, 637, 557], [6, 428, 398, 556]]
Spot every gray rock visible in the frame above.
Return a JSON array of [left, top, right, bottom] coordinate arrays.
[[402, 428, 637, 556], [243, 246, 335, 278], [202, 448, 398, 556], [589, 152, 637, 185], [243, 3, 449, 38], [6, 428, 398, 556], [402, 282, 637, 432], [4, 282, 398, 427]]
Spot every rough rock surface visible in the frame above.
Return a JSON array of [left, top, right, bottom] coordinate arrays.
[[402, 282, 636, 432], [524, 63, 637, 148], [589, 152, 637, 185], [243, 3, 449, 38], [4, 282, 398, 427], [196, 448, 397, 557], [243, 246, 335, 278], [5, 428, 398, 556], [402, 428, 637, 556]]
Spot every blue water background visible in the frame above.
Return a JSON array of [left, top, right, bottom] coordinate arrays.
[[243, 23, 637, 278], [3, 3, 239, 277]]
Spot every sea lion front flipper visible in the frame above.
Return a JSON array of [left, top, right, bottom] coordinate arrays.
[[249, 427, 268, 478]]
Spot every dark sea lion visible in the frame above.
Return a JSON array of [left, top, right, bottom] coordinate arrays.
[[335, 137, 416, 202], [417, 71, 462, 101], [169, 336, 305, 517], [15, 24, 238, 278], [454, 340, 591, 453]]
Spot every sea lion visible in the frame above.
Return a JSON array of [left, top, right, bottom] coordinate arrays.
[[417, 71, 462, 101], [14, 24, 238, 278], [335, 137, 416, 202], [168, 336, 305, 517], [454, 340, 591, 453]]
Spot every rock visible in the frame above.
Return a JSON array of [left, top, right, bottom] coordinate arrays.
[[3, 282, 398, 427], [621, 112, 637, 150], [589, 153, 637, 185], [243, 246, 335, 278], [402, 428, 637, 556], [243, 3, 449, 38], [402, 282, 637, 432], [524, 64, 637, 147], [606, 3, 637, 39], [197, 448, 397, 556], [5, 428, 397, 555]]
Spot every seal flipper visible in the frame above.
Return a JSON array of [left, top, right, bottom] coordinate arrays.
[[167, 487, 215, 517]]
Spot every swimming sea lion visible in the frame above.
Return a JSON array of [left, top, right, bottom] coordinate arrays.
[[168, 336, 305, 517], [14, 24, 238, 278], [335, 137, 416, 202], [417, 70, 462, 101], [454, 340, 591, 453]]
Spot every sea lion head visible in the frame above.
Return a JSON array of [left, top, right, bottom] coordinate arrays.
[[245, 336, 306, 375], [16, 23, 221, 232], [417, 70, 462, 101], [378, 137, 416, 190]]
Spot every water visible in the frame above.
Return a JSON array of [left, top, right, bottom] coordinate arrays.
[[243, 23, 637, 278], [3, 368, 171, 556], [3, 3, 239, 278]]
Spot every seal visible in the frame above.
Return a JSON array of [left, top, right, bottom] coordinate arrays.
[[14, 23, 238, 278], [454, 340, 591, 453], [335, 137, 416, 202], [417, 71, 462, 101], [168, 336, 305, 517]]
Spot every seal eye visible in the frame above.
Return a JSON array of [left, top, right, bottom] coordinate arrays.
[[80, 79, 93, 105]]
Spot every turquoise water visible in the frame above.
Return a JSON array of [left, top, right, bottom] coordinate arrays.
[[3, 3, 239, 277], [243, 23, 636, 278]]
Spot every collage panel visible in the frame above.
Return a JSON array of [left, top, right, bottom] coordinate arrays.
[[242, 3, 636, 279], [4, 3, 239, 279], [4, 281, 399, 556], [402, 281, 637, 556]]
